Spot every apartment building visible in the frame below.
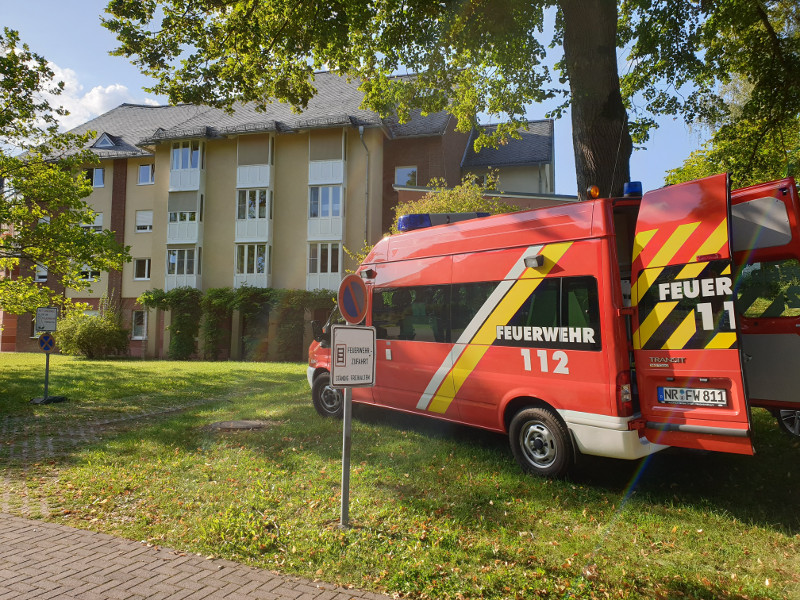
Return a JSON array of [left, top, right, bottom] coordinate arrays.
[[0, 74, 558, 359]]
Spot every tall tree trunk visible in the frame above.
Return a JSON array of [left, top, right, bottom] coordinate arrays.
[[560, 0, 632, 199]]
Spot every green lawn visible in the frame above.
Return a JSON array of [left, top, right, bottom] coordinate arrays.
[[1, 353, 798, 599]]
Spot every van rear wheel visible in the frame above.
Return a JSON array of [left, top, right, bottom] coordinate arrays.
[[312, 372, 343, 418], [775, 409, 800, 437], [509, 407, 571, 478]]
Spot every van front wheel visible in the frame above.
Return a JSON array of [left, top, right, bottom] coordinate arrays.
[[509, 407, 571, 478], [312, 372, 343, 418]]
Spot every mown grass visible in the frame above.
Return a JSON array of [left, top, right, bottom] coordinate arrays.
[[1, 353, 799, 599]]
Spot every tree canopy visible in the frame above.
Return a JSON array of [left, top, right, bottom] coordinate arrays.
[[103, 1, 800, 197], [0, 28, 129, 315]]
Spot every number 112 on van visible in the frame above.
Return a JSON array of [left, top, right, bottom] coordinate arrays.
[[520, 348, 570, 374]]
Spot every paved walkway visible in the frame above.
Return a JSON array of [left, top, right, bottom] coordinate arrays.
[[0, 513, 392, 600]]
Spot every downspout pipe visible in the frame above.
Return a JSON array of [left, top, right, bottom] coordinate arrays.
[[358, 125, 369, 242]]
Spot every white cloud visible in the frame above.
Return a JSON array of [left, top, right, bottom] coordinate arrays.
[[44, 62, 160, 130]]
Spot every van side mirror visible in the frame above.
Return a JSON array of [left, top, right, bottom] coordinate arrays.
[[311, 320, 326, 343]]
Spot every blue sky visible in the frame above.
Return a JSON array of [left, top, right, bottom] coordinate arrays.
[[2, 0, 706, 196]]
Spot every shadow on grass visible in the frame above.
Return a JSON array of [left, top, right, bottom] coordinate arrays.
[[345, 404, 800, 534], [6, 366, 798, 536]]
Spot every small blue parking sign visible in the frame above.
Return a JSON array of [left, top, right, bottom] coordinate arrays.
[[38, 332, 56, 354]]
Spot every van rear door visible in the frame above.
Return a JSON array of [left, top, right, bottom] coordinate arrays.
[[631, 174, 753, 454], [731, 178, 800, 410]]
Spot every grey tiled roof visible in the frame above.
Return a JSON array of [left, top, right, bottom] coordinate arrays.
[[67, 73, 457, 157], [69, 104, 209, 158], [462, 120, 554, 168], [384, 109, 452, 138]]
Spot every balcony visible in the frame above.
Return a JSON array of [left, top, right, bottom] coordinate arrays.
[[307, 217, 343, 241], [237, 164, 271, 189], [308, 159, 344, 185], [165, 273, 201, 291], [169, 168, 204, 192], [234, 273, 271, 289], [235, 218, 272, 242], [306, 272, 341, 292], [167, 214, 202, 245]]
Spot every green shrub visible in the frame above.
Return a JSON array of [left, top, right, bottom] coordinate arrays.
[[57, 303, 129, 359]]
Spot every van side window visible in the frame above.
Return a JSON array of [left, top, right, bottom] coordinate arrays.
[[450, 281, 496, 341], [373, 286, 449, 342], [498, 276, 602, 351], [373, 277, 601, 350]]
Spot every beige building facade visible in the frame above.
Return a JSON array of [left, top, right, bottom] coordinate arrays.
[[0, 75, 559, 359]]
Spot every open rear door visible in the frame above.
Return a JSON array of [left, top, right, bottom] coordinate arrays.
[[731, 178, 800, 410], [631, 174, 753, 454]]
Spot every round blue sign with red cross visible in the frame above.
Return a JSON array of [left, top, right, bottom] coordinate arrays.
[[337, 274, 369, 324], [38, 332, 56, 354]]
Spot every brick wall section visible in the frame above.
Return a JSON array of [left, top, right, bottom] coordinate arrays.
[[381, 122, 469, 232], [107, 159, 128, 304]]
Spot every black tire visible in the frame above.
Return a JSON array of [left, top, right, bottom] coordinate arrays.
[[509, 407, 572, 478], [312, 372, 343, 418], [775, 409, 800, 437]]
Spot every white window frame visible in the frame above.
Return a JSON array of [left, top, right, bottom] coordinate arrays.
[[395, 166, 418, 187], [237, 189, 271, 221], [307, 242, 341, 275], [308, 185, 342, 219], [135, 210, 153, 232], [79, 266, 101, 281], [131, 310, 148, 340], [34, 265, 48, 282], [166, 248, 197, 276], [82, 213, 103, 233], [138, 164, 155, 185], [235, 243, 270, 275], [87, 168, 105, 187], [168, 211, 197, 223], [133, 258, 152, 281], [171, 140, 204, 171]]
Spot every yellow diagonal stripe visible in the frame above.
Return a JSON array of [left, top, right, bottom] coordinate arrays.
[[427, 241, 572, 414], [722, 264, 731, 275], [637, 301, 678, 349], [649, 221, 701, 268], [693, 218, 728, 259], [631, 266, 663, 307], [662, 310, 696, 350], [706, 332, 737, 349], [676, 262, 707, 280], [632, 228, 657, 263]]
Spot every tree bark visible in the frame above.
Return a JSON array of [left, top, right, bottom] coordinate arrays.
[[560, 0, 632, 199]]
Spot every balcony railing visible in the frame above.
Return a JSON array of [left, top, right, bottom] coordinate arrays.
[[167, 219, 202, 245], [237, 164, 271, 189], [165, 273, 201, 291], [169, 168, 204, 192], [308, 159, 344, 185]]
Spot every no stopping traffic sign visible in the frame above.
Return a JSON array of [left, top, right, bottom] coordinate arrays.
[[337, 274, 368, 324]]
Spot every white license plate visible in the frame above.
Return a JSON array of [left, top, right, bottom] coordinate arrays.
[[657, 386, 727, 406]]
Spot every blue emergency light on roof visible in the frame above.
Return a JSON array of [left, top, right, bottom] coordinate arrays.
[[623, 181, 643, 197], [397, 212, 491, 232]]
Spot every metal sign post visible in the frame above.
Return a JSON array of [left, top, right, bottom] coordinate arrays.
[[335, 275, 374, 529], [31, 332, 67, 405]]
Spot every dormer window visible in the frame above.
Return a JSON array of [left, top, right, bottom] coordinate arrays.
[[94, 133, 115, 149]]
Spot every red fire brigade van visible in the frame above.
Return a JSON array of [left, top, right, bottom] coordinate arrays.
[[308, 173, 800, 477]]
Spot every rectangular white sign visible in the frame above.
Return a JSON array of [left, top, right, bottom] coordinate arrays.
[[330, 325, 376, 388], [35, 307, 59, 332]]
